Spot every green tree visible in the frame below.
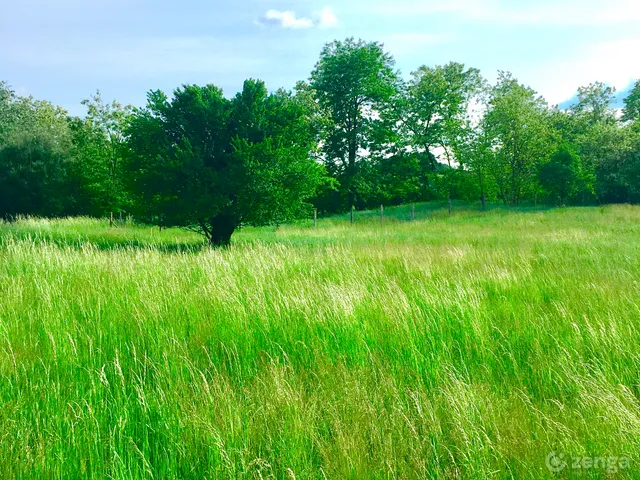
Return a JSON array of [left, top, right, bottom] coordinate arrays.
[[583, 122, 639, 203], [0, 85, 73, 218], [310, 38, 399, 210], [401, 63, 483, 168], [567, 82, 625, 204], [571, 81, 616, 127], [125, 80, 325, 246], [623, 80, 640, 123], [483, 72, 550, 205], [622, 133, 640, 202], [460, 126, 499, 209], [0, 82, 17, 144], [399, 63, 483, 207], [538, 144, 582, 205], [78, 91, 132, 223]]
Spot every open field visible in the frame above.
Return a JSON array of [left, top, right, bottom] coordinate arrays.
[[1, 204, 640, 478]]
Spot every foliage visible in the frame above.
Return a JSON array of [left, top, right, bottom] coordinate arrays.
[[125, 80, 325, 245], [622, 79, 640, 123], [72, 91, 132, 217], [538, 143, 582, 205], [482, 72, 551, 205], [0, 87, 73, 218], [2, 40, 640, 223], [401, 62, 483, 166], [310, 38, 399, 209], [571, 81, 617, 126], [457, 127, 499, 206], [576, 121, 636, 203]]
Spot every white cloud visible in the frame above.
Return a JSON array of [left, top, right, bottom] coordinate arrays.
[[259, 6, 338, 29], [315, 7, 338, 28], [261, 9, 314, 29]]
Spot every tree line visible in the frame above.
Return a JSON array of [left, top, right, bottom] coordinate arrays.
[[2, 38, 640, 245]]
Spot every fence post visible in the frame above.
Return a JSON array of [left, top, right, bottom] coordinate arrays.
[[380, 205, 384, 225], [411, 203, 415, 221], [313, 208, 317, 228], [448, 195, 452, 215], [109, 211, 114, 227], [350, 205, 354, 225]]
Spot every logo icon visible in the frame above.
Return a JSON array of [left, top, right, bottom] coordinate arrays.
[[546, 452, 567, 473]]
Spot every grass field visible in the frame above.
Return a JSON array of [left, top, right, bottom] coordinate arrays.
[[1, 204, 640, 478]]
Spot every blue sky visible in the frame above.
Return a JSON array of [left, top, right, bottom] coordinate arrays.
[[2, 0, 639, 116]]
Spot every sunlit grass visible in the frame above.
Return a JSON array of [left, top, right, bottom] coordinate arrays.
[[1, 204, 639, 478]]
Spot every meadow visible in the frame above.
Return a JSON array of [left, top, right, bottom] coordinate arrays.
[[1, 204, 640, 479]]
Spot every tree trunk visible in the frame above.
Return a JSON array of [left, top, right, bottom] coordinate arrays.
[[347, 158, 356, 211], [201, 213, 237, 247], [347, 119, 358, 211], [479, 170, 486, 211]]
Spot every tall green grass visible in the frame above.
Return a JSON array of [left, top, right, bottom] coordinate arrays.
[[1, 204, 639, 478]]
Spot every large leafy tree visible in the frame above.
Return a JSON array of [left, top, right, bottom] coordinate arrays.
[[564, 81, 640, 203], [0, 83, 73, 218], [125, 80, 324, 246], [310, 38, 399, 210], [581, 122, 638, 203], [401, 63, 483, 169], [72, 92, 132, 221], [571, 82, 617, 127], [563, 83, 622, 203], [538, 143, 582, 205], [0, 82, 16, 143], [458, 125, 500, 209], [483, 72, 550, 205], [400, 63, 484, 206]]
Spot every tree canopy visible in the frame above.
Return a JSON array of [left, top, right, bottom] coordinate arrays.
[[125, 80, 324, 246], [1, 38, 639, 241], [310, 38, 399, 210], [623, 80, 640, 123]]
